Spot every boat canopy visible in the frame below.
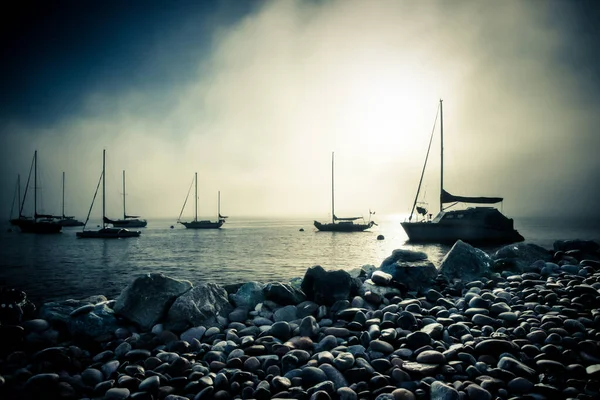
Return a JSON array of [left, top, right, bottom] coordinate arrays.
[[441, 189, 502, 204], [334, 214, 362, 221]]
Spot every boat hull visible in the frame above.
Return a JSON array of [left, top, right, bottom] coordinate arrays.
[[110, 219, 148, 228], [12, 219, 62, 234], [76, 228, 141, 238], [401, 221, 524, 245], [314, 220, 374, 232], [180, 220, 224, 229]]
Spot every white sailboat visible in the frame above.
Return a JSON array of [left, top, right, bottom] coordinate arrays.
[[11, 151, 62, 234], [401, 99, 524, 244], [314, 152, 375, 232], [77, 150, 141, 238], [177, 172, 227, 229], [104, 170, 147, 228]]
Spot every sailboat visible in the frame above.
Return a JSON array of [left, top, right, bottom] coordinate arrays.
[[58, 172, 84, 227], [11, 151, 62, 234], [8, 175, 26, 226], [177, 173, 227, 229], [77, 150, 141, 238], [104, 170, 147, 228], [401, 99, 524, 244], [314, 152, 375, 232]]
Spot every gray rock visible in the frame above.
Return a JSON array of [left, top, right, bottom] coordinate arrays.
[[430, 381, 459, 400], [68, 303, 119, 340], [416, 350, 445, 364], [371, 271, 392, 286], [264, 282, 306, 305], [438, 240, 493, 282], [165, 282, 232, 331], [301, 266, 360, 306], [114, 273, 192, 330], [105, 387, 130, 400], [465, 383, 491, 400], [360, 280, 401, 298], [39, 296, 108, 326], [320, 363, 348, 389], [379, 250, 437, 291], [180, 326, 206, 343], [498, 356, 536, 379], [299, 315, 319, 337], [492, 243, 552, 273], [230, 282, 265, 309], [337, 387, 358, 400], [273, 305, 298, 322]]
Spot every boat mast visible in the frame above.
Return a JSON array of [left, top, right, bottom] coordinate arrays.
[[34, 150, 37, 219], [331, 151, 335, 224], [218, 191, 220, 218], [62, 172, 65, 218], [122, 170, 126, 219], [102, 150, 106, 228], [194, 172, 198, 222], [439, 99, 444, 213], [17, 174, 21, 217]]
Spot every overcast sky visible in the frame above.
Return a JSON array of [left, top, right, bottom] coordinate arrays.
[[1, 0, 599, 221]]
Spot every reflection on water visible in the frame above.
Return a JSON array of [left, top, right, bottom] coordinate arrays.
[[1, 215, 599, 303]]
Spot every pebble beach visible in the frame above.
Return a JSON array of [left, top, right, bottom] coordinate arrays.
[[1, 239, 600, 400]]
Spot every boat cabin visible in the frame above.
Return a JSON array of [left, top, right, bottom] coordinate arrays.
[[432, 207, 515, 229]]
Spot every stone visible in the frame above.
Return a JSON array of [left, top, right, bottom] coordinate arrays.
[[301, 266, 360, 306], [438, 240, 493, 282], [39, 296, 108, 326], [430, 381, 459, 400], [371, 271, 393, 286], [492, 243, 552, 273], [68, 303, 119, 340], [415, 350, 445, 364], [180, 326, 206, 342], [319, 363, 348, 389], [360, 280, 401, 299], [113, 273, 192, 330], [264, 282, 306, 305], [498, 356, 536, 379], [465, 383, 492, 400], [301, 366, 329, 388], [274, 305, 298, 322], [230, 282, 265, 309], [378, 250, 437, 291], [165, 282, 233, 331]]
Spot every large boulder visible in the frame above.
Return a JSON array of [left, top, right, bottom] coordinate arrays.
[[264, 282, 306, 305], [301, 266, 360, 306], [438, 240, 492, 282], [165, 283, 233, 331], [492, 243, 552, 273], [378, 249, 437, 292], [39, 295, 108, 327], [230, 282, 266, 309], [113, 273, 192, 331], [68, 303, 119, 340]]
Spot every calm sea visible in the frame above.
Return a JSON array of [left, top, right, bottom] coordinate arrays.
[[1, 215, 599, 304]]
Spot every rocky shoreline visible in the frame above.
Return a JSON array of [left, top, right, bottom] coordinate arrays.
[[1, 239, 600, 400]]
